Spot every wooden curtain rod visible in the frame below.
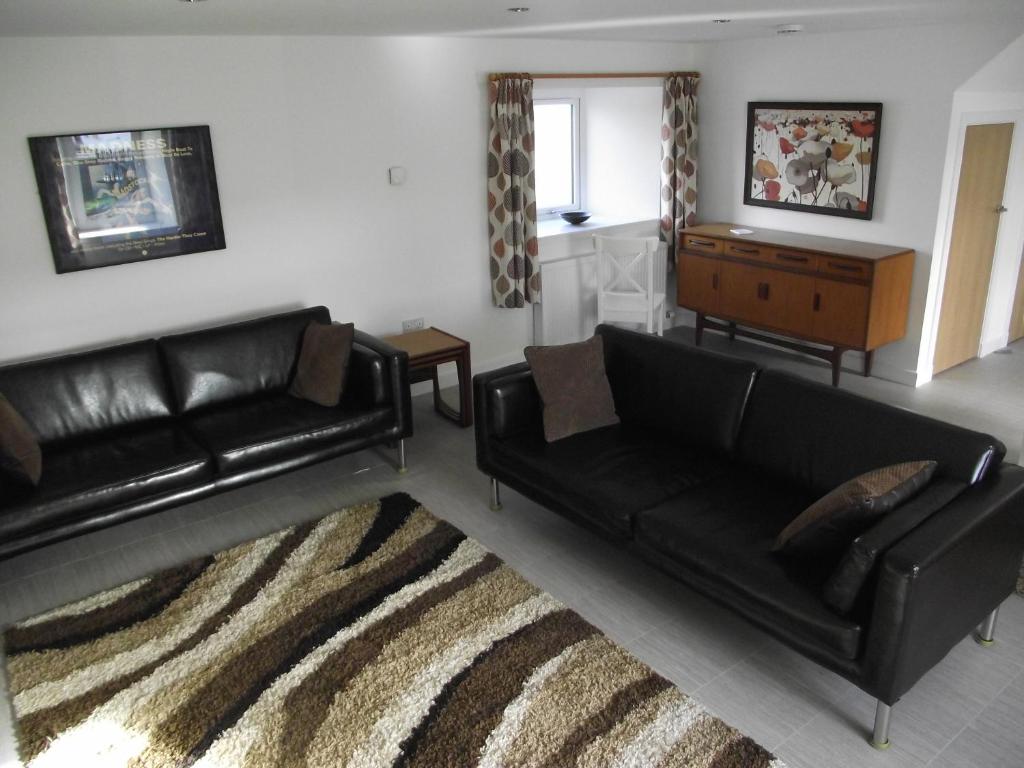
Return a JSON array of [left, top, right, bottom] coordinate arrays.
[[487, 71, 698, 81]]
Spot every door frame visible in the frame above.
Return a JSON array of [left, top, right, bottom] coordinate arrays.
[[917, 98, 1024, 385]]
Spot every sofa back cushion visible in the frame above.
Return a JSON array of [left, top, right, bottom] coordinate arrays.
[[737, 370, 1005, 495], [596, 325, 759, 455], [0, 341, 174, 444], [159, 307, 331, 414]]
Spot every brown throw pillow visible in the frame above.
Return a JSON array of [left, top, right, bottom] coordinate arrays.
[[524, 335, 620, 442], [0, 394, 42, 486], [288, 321, 355, 407], [774, 460, 937, 559]]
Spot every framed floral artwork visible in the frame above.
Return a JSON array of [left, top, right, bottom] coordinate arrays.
[[743, 102, 882, 220]]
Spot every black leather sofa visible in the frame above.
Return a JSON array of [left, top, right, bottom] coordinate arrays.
[[0, 307, 411, 560], [474, 324, 1024, 747]]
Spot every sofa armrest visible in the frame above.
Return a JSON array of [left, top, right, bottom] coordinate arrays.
[[344, 330, 412, 438], [473, 362, 540, 464], [862, 463, 1024, 703]]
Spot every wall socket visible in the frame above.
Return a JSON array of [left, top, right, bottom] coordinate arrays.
[[401, 317, 425, 333]]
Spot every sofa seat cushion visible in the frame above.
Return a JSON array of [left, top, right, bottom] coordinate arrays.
[[633, 474, 863, 661], [490, 424, 731, 538], [0, 425, 213, 539], [186, 394, 394, 475]]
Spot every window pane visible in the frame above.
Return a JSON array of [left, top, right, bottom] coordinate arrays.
[[534, 103, 575, 210]]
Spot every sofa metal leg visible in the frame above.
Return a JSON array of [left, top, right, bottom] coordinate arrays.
[[870, 701, 892, 750], [397, 439, 407, 474], [975, 608, 999, 647], [490, 478, 503, 511]]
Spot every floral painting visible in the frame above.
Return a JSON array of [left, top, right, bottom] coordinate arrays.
[[743, 101, 882, 220]]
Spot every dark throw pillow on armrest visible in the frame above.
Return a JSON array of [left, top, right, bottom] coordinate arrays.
[[822, 478, 966, 614], [0, 393, 42, 487], [524, 335, 620, 442], [773, 460, 938, 560], [289, 321, 355, 407]]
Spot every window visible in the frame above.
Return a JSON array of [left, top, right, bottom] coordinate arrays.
[[534, 98, 581, 216]]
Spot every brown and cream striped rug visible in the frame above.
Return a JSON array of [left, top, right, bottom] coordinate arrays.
[[4, 493, 784, 767]]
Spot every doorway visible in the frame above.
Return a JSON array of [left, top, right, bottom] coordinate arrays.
[[933, 122, 1015, 374]]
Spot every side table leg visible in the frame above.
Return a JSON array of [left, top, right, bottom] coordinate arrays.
[[457, 348, 473, 427], [695, 313, 705, 346], [397, 439, 407, 474], [831, 348, 843, 387], [864, 350, 874, 378]]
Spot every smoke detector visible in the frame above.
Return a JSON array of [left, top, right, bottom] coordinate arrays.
[[776, 24, 804, 35]]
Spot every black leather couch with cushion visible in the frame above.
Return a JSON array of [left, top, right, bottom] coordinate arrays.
[[474, 324, 1024, 746], [0, 307, 411, 559]]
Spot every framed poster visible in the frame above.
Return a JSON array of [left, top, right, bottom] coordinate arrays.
[[28, 125, 226, 273], [743, 102, 882, 220]]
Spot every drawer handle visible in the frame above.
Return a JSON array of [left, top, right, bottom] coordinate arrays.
[[828, 261, 863, 273], [777, 253, 809, 263], [690, 239, 715, 247], [732, 246, 759, 255]]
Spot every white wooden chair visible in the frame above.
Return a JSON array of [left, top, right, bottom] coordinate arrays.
[[593, 235, 667, 336]]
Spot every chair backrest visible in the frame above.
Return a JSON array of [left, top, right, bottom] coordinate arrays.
[[593, 235, 665, 298]]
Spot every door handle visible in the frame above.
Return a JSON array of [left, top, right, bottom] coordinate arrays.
[[757, 282, 770, 300], [996, 205, 1008, 214], [712, 273, 719, 290], [813, 293, 821, 311]]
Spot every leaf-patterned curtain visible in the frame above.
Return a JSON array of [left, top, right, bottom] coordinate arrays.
[[487, 75, 540, 307], [659, 73, 700, 265]]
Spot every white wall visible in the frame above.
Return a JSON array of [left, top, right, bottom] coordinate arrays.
[[0, 36, 692, 369], [693, 22, 1024, 384]]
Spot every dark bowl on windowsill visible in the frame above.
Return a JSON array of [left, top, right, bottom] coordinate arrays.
[[559, 211, 592, 225]]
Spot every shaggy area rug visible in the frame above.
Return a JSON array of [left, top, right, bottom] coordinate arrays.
[[4, 493, 785, 767]]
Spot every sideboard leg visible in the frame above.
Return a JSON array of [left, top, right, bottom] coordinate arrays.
[[976, 608, 999, 646], [728, 321, 736, 341], [490, 478, 503, 511], [830, 348, 843, 387], [695, 313, 705, 346], [864, 350, 874, 378], [870, 701, 893, 750]]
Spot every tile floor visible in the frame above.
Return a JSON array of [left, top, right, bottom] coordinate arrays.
[[1, 334, 1022, 768]]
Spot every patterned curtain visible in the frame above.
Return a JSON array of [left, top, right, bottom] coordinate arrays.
[[487, 75, 540, 307], [659, 73, 700, 265]]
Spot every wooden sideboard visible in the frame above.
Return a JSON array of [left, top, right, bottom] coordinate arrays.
[[676, 223, 914, 385]]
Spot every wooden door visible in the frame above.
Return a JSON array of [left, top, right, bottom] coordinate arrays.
[[677, 253, 720, 314], [813, 279, 870, 348], [1010, 258, 1024, 343], [933, 123, 1015, 373]]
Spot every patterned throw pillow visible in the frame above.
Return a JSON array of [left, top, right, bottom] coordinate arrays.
[[525, 336, 620, 443], [774, 460, 937, 559], [0, 393, 42, 486], [288, 321, 355, 407]]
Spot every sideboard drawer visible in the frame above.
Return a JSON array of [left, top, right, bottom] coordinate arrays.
[[682, 234, 723, 254], [724, 241, 765, 261], [769, 249, 818, 272], [820, 256, 872, 280]]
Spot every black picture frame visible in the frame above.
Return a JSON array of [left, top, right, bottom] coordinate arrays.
[[29, 125, 226, 273], [743, 102, 882, 220]]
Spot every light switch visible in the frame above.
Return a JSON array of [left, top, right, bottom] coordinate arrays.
[[388, 166, 406, 185]]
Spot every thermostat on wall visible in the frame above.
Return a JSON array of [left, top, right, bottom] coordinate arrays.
[[388, 166, 406, 185]]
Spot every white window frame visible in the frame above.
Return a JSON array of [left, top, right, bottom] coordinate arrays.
[[534, 96, 583, 219]]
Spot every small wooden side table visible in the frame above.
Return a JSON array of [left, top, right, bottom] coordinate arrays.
[[382, 327, 472, 427]]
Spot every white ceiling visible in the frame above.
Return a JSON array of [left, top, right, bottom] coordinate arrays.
[[1, 0, 1023, 40]]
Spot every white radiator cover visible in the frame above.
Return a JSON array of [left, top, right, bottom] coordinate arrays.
[[533, 219, 662, 346]]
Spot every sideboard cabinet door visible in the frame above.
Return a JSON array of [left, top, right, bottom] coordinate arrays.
[[812, 279, 870, 348], [678, 253, 721, 314]]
